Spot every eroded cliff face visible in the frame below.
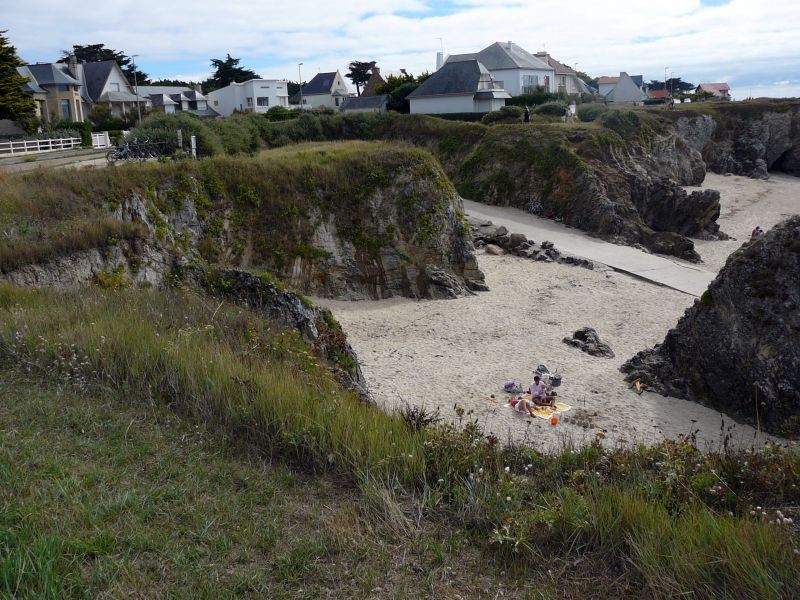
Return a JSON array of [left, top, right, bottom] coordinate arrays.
[[446, 121, 721, 261], [673, 101, 800, 179], [622, 217, 800, 437], [0, 144, 483, 301]]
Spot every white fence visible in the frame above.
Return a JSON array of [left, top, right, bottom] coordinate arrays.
[[92, 132, 112, 149], [0, 137, 82, 157]]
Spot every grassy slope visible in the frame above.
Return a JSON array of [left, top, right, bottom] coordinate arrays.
[[1, 284, 799, 598], [0, 375, 544, 599]]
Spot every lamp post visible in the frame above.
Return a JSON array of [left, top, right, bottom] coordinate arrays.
[[131, 54, 142, 125], [670, 71, 674, 98], [298, 62, 304, 110], [664, 66, 668, 95]]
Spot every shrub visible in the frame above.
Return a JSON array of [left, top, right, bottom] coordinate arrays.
[[533, 101, 568, 116], [577, 104, 610, 122], [506, 90, 560, 107], [481, 106, 524, 125], [131, 112, 224, 156], [206, 114, 261, 154], [599, 110, 642, 137], [51, 120, 93, 146]]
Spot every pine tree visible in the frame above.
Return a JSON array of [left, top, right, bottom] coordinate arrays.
[[0, 31, 36, 125]]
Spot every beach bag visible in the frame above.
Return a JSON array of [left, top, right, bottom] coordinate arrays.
[[504, 381, 522, 393]]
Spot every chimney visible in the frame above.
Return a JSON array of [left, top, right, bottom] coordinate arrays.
[[436, 52, 444, 70], [507, 41, 513, 49], [372, 66, 380, 75], [67, 53, 78, 76]]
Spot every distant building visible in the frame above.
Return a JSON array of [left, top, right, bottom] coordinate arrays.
[[604, 72, 648, 104], [291, 71, 351, 109], [361, 67, 386, 96], [598, 74, 645, 98], [534, 52, 584, 95], [445, 41, 555, 95], [340, 95, 389, 113], [136, 86, 218, 117], [407, 59, 510, 114], [696, 83, 731, 100], [21, 61, 87, 123], [647, 88, 670, 100], [206, 79, 291, 116]]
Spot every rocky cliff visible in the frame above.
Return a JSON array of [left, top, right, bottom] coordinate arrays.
[[672, 100, 800, 179], [0, 142, 484, 301], [622, 217, 800, 436], [263, 112, 725, 262]]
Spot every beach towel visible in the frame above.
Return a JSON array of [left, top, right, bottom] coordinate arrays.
[[507, 393, 572, 419]]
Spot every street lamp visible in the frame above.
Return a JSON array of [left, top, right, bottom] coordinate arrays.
[[664, 66, 668, 95], [670, 71, 674, 97], [298, 63, 304, 110], [131, 54, 142, 126]]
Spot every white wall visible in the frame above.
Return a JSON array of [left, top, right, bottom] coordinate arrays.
[[489, 68, 555, 95], [104, 66, 134, 117], [208, 79, 290, 116], [409, 94, 478, 114]]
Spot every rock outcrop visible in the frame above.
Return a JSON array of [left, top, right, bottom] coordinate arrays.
[[673, 101, 800, 179], [622, 217, 800, 436], [469, 218, 595, 269], [563, 327, 615, 358]]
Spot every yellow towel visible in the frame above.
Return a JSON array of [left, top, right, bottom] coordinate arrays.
[[508, 394, 572, 419]]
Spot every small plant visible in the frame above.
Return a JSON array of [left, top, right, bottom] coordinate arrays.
[[93, 265, 130, 290]]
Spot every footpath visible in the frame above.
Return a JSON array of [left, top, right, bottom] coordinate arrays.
[[0, 148, 109, 174], [462, 199, 717, 297]]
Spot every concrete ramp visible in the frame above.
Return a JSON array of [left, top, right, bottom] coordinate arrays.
[[462, 199, 716, 297]]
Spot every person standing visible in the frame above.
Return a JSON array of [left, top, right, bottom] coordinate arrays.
[[523, 105, 531, 123]]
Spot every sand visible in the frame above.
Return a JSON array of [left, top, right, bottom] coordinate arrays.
[[318, 173, 800, 451]]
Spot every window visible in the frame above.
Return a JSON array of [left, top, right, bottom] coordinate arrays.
[[110, 82, 120, 92], [335, 98, 340, 106], [521, 75, 540, 95], [57, 84, 70, 92], [559, 76, 567, 86], [214, 100, 219, 106], [60, 99, 71, 119], [257, 97, 269, 107], [246, 97, 253, 107], [276, 86, 284, 89]]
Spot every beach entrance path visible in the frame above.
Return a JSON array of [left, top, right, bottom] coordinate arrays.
[[462, 199, 717, 297]]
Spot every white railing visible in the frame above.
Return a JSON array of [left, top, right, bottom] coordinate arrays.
[[0, 137, 82, 157], [92, 132, 111, 149]]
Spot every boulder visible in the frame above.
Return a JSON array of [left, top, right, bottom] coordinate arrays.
[[562, 327, 615, 358], [622, 217, 800, 436], [508, 232, 527, 248], [484, 244, 505, 255]]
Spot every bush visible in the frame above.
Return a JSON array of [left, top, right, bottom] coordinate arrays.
[[206, 114, 261, 154], [481, 106, 524, 125], [52, 120, 93, 147], [533, 101, 568, 116], [264, 106, 300, 122], [577, 104, 610, 122], [506, 90, 559, 107], [599, 110, 642, 137], [130, 112, 223, 156]]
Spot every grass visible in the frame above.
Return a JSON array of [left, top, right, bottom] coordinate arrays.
[[0, 282, 798, 597]]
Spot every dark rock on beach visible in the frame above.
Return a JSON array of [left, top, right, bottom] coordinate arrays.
[[622, 216, 800, 437], [563, 327, 615, 358]]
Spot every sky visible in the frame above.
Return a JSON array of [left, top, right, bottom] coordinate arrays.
[[4, 0, 800, 99]]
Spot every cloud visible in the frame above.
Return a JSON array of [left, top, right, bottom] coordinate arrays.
[[5, 0, 800, 95]]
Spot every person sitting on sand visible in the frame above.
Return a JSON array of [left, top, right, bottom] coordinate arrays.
[[530, 376, 554, 406]]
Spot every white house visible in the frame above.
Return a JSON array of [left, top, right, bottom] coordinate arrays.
[[136, 86, 218, 117], [206, 79, 291, 116], [79, 60, 140, 118], [533, 52, 586, 95], [407, 59, 510, 114], [445, 42, 555, 95], [292, 71, 351, 109]]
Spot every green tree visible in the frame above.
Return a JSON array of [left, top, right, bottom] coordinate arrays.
[[648, 78, 694, 93], [576, 70, 598, 88], [374, 71, 429, 113], [202, 54, 260, 93], [345, 60, 376, 95], [60, 44, 150, 86], [149, 78, 192, 87], [0, 31, 37, 127]]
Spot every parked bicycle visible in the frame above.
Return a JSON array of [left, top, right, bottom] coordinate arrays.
[[106, 138, 164, 163]]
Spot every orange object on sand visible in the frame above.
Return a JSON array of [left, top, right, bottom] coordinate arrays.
[[550, 416, 559, 426]]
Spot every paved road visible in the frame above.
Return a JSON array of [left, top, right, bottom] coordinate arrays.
[[462, 199, 717, 297]]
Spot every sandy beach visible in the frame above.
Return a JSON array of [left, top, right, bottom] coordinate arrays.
[[319, 173, 800, 451]]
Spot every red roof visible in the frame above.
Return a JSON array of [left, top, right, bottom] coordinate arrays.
[[697, 83, 731, 97], [648, 89, 670, 99], [597, 76, 619, 85]]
